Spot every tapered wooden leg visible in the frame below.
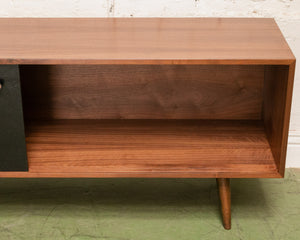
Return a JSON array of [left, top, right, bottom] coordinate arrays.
[[217, 178, 231, 230]]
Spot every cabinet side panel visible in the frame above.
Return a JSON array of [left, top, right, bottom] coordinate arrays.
[[263, 63, 295, 176], [0, 65, 28, 171], [20, 65, 264, 120]]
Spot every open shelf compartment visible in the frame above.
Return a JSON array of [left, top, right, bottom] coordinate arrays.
[[21, 119, 277, 178], [0, 63, 293, 178]]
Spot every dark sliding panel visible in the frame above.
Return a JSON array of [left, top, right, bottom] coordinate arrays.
[[0, 65, 28, 171]]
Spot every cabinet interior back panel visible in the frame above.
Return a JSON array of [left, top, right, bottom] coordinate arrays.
[[20, 65, 264, 120]]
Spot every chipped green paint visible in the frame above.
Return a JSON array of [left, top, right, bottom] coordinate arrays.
[[0, 169, 299, 240]]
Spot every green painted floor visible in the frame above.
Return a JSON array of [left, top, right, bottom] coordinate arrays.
[[0, 169, 299, 240]]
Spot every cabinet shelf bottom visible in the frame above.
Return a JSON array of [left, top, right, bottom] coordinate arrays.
[[0, 120, 279, 178]]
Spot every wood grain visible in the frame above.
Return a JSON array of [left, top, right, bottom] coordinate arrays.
[[0, 18, 295, 65], [0, 119, 279, 178], [0, 18, 295, 181], [20, 65, 264, 120], [263, 62, 295, 176], [217, 178, 231, 230]]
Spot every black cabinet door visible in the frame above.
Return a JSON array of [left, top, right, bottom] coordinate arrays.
[[0, 65, 28, 171]]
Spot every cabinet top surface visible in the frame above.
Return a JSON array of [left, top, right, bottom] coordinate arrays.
[[0, 18, 295, 65]]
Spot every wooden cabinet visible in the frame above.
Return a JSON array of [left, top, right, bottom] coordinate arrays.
[[0, 18, 295, 229]]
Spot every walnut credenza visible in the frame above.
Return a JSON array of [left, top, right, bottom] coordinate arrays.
[[0, 18, 295, 229]]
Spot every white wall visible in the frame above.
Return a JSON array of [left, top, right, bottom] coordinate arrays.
[[0, 0, 299, 167]]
